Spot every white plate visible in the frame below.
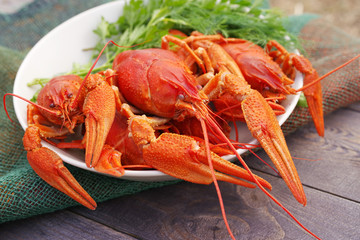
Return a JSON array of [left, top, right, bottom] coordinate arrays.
[[13, 0, 303, 182]]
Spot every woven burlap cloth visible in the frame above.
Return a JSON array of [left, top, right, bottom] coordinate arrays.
[[0, 1, 359, 224]]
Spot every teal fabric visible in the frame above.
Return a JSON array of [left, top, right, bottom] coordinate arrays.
[[283, 13, 319, 35], [0, 0, 113, 52]]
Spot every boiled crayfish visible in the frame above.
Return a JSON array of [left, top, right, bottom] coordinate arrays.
[[4, 33, 359, 240], [161, 32, 307, 205]]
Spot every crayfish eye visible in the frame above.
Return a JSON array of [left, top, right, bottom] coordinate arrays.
[[49, 103, 55, 108], [67, 93, 73, 98]]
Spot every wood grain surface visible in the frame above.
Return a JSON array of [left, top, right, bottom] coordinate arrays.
[[1, 102, 359, 240]]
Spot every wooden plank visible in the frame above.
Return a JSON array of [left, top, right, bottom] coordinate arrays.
[[266, 174, 360, 240], [71, 174, 360, 240], [245, 107, 360, 202], [0, 210, 136, 240]]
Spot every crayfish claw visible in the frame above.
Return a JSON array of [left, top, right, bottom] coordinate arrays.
[[24, 126, 97, 209], [56, 164, 97, 210], [84, 114, 104, 168], [302, 68, 324, 137], [83, 74, 116, 168], [242, 91, 307, 205], [142, 133, 271, 189]]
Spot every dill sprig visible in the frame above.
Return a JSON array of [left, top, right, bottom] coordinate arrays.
[[85, 0, 301, 77]]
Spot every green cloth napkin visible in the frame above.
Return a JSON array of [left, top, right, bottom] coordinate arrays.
[[0, 0, 359, 224]]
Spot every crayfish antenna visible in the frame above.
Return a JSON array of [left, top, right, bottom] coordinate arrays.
[[71, 40, 151, 109], [199, 118, 236, 240], [71, 40, 115, 109], [3, 93, 60, 122], [205, 115, 321, 240], [296, 53, 360, 92]]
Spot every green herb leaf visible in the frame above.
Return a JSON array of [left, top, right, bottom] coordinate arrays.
[[93, 17, 110, 41], [297, 92, 309, 107]]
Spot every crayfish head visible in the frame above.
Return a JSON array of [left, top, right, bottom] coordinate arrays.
[[173, 86, 209, 122], [36, 75, 85, 132]]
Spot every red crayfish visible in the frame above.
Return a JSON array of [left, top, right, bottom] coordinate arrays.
[[4, 31, 359, 240]]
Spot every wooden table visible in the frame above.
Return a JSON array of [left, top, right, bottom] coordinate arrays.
[[0, 102, 359, 239]]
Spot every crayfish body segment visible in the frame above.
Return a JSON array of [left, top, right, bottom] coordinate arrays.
[[113, 48, 205, 119]]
